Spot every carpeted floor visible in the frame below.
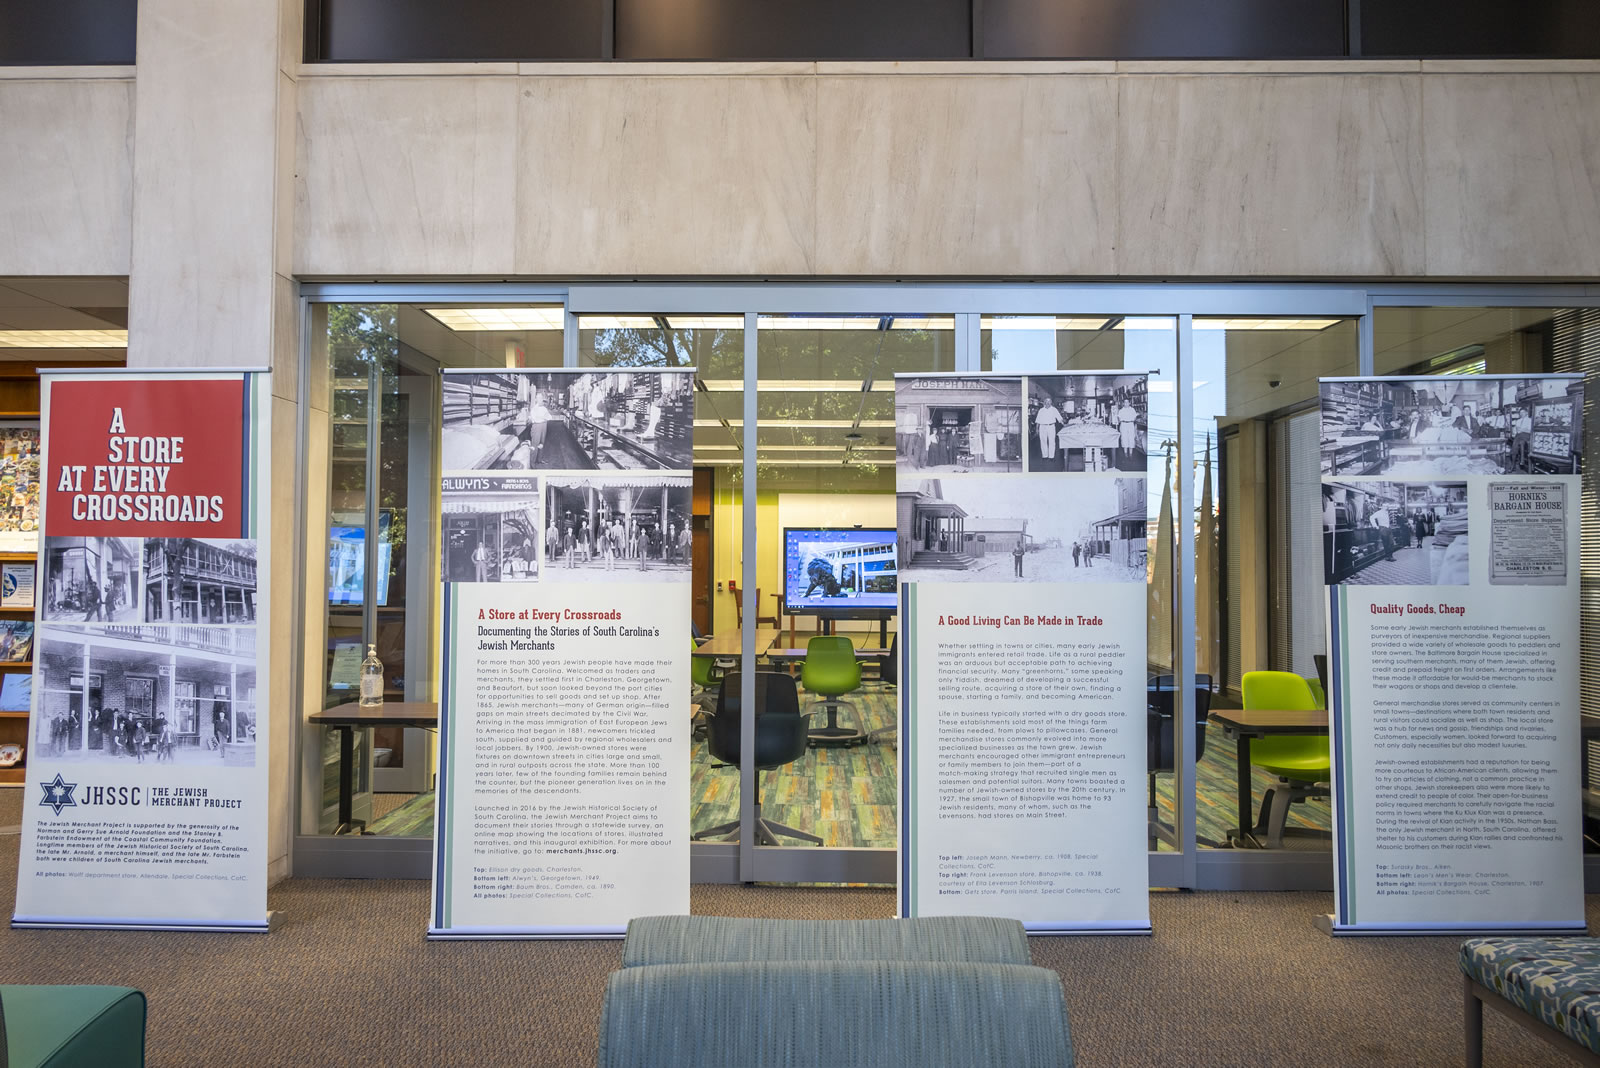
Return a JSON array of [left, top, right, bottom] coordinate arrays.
[[0, 787, 1589, 1066]]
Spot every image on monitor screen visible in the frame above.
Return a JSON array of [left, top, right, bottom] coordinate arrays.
[[328, 511, 393, 607], [0, 672, 31, 712], [783, 528, 898, 614]]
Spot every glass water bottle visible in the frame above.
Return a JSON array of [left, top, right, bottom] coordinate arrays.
[[359, 644, 384, 707]]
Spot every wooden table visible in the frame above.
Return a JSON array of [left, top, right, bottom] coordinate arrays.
[[309, 701, 439, 835], [692, 628, 778, 659], [1206, 708, 1329, 849]]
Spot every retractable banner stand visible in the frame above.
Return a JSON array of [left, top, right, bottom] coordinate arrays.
[[430, 369, 692, 939], [896, 372, 1151, 934], [14, 370, 272, 933], [1320, 374, 1586, 936]]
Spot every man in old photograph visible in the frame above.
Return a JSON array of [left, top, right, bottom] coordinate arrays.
[[442, 370, 694, 472], [36, 624, 257, 767], [1027, 375, 1147, 473], [895, 376, 1024, 474], [545, 478, 692, 581], [1323, 481, 1468, 585], [898, 476, 1147, 583], [42, 536, 142, 623], [1319, 377, 1582, 478]]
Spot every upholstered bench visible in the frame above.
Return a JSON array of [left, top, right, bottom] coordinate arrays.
[[598, 960, 1072, 1068], [1461, 937, 1600, 1067], [601, 917, 1070, 1067], [621, 914, 1032, 967], [0, 985, 147, 1068]]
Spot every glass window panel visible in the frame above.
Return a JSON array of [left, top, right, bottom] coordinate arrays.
[[753, 315, 953, 853], [1201, 316, 1358, 852], [581, 315, 745, 844], [304, 302, 563, 838]]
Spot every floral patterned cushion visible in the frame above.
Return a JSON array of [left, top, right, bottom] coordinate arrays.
[[1461, 937, 1600, 1055]]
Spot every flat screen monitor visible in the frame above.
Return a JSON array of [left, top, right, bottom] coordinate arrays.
[[328, 512, 392, 607], [782, 527, 898, 616]]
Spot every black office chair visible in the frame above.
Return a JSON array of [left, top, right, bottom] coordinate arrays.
[[691, 671, 823, 846], [1147, 674, 1220, 850], [867, 632, 899, 746]]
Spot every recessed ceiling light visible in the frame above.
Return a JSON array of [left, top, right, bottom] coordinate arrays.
[[1195, 318, 1343, 331], [426, 308, 564, 331], [0, 329, 128, 348]]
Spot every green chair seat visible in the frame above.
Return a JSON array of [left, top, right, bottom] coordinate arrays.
[[799, 635, 864, 746], [1, 985, 147, 1068], [1241, 670, 1332, 847]]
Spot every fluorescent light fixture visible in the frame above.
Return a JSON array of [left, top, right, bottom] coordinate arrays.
[[694, 419, 896, 429], [663, 316, 743, 330], [578, 315, 744, 331], [756, 316, 955, 332], [425, 307, 564, 331], [982, 317, 1111, 331], [1195, 318, 1342, 331], [0, 329, 128, 348]]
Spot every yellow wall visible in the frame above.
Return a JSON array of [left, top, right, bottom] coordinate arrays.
[[710, 482, 898, 636]]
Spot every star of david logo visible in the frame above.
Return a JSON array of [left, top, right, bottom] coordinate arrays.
[[38, 773, 77, 816]]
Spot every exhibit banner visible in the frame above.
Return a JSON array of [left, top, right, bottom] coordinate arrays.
[[14, 370, 271, 932], [431, 369, 692, 938], [896, 372, 1151, 934], [1320, 374, 1586, 935]]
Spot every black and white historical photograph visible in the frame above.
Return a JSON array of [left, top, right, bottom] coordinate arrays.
[[441, 475, 540, 583], [1323, 481, 1469, 586], [142, 538, 258, 624], [896, 476, 1147, 583], [1320, 377, 1584, 478], [543, 476, 693, 581], [441, 370, 694, 472], [41, 536, 141, 623], [34, 624, 257, 767], [1027, 374, 1148, 473], [895, 376, 1024, 473]]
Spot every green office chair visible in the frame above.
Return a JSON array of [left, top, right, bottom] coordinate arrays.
[[1240, 670, 1331, 849], [800, 635, 864, 746], [1304, 676, 1326, 710]]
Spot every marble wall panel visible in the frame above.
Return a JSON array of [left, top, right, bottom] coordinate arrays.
[[514, 76, 816, 276], [0, 79, 133, 276], [1423, 74, 1600, 277], [815, 75, 1118, 276], [296, 77, 519, 276], [1116, 74, 1425, 277]]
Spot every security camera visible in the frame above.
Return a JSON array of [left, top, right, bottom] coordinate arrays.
[[1269, 379, 1282, 389]]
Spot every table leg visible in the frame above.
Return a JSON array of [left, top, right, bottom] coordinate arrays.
[[337, 725, 356, 834], [1234, 729, 1259, 848]]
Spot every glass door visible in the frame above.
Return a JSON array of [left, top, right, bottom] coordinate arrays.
[[748, 314, 954, 883]]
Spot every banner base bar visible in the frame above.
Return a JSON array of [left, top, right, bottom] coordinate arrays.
[[427, 930, 623, 941], [1315, 914, 1589, 938], [1024, 925, 1153, 937], [11, 920, 271, 934]]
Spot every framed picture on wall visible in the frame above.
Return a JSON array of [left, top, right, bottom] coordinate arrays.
[[0, 421, 40, 553], [0, 620, 32, 662], [1, 560, 34, 609]]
